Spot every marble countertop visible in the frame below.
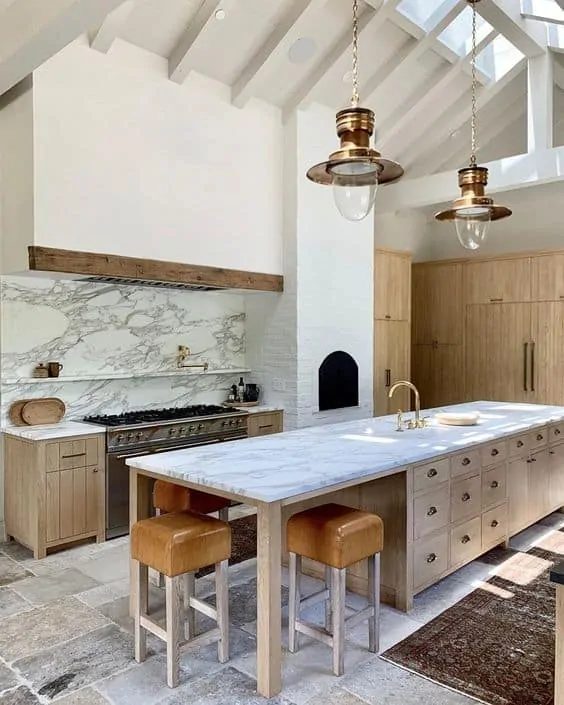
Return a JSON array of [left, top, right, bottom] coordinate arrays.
[[126, 401, 564, 504], [237, 405, 283, 415], [2, 421, 105, 441]]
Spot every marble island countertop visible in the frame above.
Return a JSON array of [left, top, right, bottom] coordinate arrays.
[[2, 421, 105, 441], [126, 401, 564, 504]]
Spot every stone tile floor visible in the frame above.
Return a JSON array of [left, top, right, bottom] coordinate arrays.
[[0, 512, 562, 705]]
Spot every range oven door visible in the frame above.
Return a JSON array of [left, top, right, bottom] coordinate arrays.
[[105, 436, 240, 540]]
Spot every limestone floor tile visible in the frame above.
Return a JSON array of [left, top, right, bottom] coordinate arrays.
[[158, 666, 295, 705], [0, 587, 33, 619], [303, 686, 369, 705], [0, 661, 19, 692], [447, 558, 501, 587], [0, 686, 40, 704], [407, 576, 475, 624], [347, 604, 422, 653], [509, 523, 557, 552], [76, 548, 130, 584], [76, 579, 130, 608], [97, 628, 257, 705], [11, 569, 101, 606], [55, 687, 112, 704], [342, 656, 476, 705], [0, 556, 33, 586], [537, 511, 564, 529], [196, 558, 259, 600], [14, 624, 136, 701], [0, 596, 110, 663]]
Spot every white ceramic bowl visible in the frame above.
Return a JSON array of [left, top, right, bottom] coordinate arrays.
[[435, 411, 480, 426]]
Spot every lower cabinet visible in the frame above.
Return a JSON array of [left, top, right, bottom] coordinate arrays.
[[247, 410, 283, 437], [45, 466, 102, 542]]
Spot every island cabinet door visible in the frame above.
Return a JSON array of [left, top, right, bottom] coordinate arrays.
[[550, 442, 564, 510], [528, 449, 551, 521], [508, 456, 530, 535]]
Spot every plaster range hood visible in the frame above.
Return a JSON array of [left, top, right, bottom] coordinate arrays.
[[26, 246, 284, 294]]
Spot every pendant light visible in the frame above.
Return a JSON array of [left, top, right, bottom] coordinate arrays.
[[435, 0, 511, 250], [306, 0, 404, 222]]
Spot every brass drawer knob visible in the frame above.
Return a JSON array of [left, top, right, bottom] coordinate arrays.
[[461, 535, 471, 544], [427, 506, 438, 516], [517, 440, 524, 448], [491, 448, 499, 456], [491, 520, 499, 528], [427, 468, 438, 478], [556, 429, 561, 436], [461, 492, 471, 502], [461, 457, 471, 466], [490, 480, 499, 489], [537, 433, 544, 441], [426, 553, 437, 563]]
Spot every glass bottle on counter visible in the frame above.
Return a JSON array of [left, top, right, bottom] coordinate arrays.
[[238, 377, 245, 402]]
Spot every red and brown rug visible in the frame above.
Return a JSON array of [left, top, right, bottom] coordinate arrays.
[[382, 528, 564, 705], [196, 513, 257, 578]]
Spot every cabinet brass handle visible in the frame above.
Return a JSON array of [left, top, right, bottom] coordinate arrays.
[[491, 520, 499, 528], [385, 368, 391, 387], [531, 457, 537, 462], [550, 451, 555, 456], [385, 314, 391, 320], [523, 342, 528, 392], [517, 440, 524, 448], [427, 506, 438, 516], [537, 433, 543, 441], [490, 297, 503, 302], [461, 492, 471, 502], [461, 457, 471, 466], [491, 448, 499, 456], [556, 429, 561, 436], [531, 341, 535, 392], [427, 468, 438, 478], [92, 468, 99, 473], [258, 424, 274, 430], [461, 535, 471, 544], [490, 480, 499, 489], [61, 453, 86, 459], [426, 553, 437, 563]]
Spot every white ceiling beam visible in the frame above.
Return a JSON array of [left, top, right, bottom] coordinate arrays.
[[528, 52, 553, 151], [476, 0, 547, 57], [521, 0, 564, 25], [0, 0, 127, 97], [90, 0, 134, 53], [168, 0, 222, 84], [231, 0, 326, 109]]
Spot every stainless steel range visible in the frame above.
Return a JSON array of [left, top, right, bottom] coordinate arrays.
[[84, 405, 248, 539]]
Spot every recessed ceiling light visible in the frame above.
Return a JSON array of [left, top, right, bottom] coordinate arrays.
[[214, 8, 226, 20], [288, 37, 317, 64], [343, 70, 353, 83]]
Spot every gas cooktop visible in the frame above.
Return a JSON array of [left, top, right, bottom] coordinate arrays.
[[84, 404, 238, 427]]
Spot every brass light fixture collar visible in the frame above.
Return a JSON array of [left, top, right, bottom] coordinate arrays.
[[306, 107, 404, 186], [435, 165, 512, 221]]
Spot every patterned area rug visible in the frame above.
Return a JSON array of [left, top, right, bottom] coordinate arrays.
[[196, 513, 257, 578], [382, 529, 564, 705]]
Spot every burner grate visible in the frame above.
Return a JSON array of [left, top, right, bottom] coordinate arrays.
[[84, 404, 235, 427]]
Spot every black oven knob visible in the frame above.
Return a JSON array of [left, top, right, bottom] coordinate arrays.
[[116, 434, 124, 443], [136, 432, 143, 441], [127, 433, 134, 441], [229, 419, 235, 426], [169, 428, 177, 437], [179, 427, 187, 435], [198, 423, 204, 430], [222, 420, 228, 427], [188, 426, 196, 432]]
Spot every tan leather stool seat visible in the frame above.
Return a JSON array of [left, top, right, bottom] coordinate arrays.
[[131, 512, 231, 577], [287, 503, 384, 569], [153, 480, 230, 515]]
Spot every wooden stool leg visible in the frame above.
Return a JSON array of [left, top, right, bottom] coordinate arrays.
[[219, 507, 229, 522], [368, 553, 380, 654], [215, 559, 229, 663], [288, 552, 301, 653], [332, 567, 346, 677], [324, 565, 332, 633], [157, 572, 165, 588], [184, 572, 196, 640], [165, 576, 182, 688], [133, 560, 148, 663]]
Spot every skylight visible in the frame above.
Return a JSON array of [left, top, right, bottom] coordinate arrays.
[[437, 4, 493, 56], [522, 0, 564, 24], [476, 35, 524, 81], [396, 0, 447, 30]]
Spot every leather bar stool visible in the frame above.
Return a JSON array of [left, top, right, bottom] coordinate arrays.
[[131, 511, 231, 688], [286, 503, 384, 676]]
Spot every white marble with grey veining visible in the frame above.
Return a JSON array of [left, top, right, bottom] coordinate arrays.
[[2, 421, 105, 442], [225, 405, 284, 414], [127, 401, 564, 504]]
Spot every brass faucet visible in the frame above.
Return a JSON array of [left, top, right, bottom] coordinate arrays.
[[177, 345, 209, 371], [388, 380, 427, 430]]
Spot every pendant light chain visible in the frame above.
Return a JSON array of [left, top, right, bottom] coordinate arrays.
[[351, 0, 360, 107], [470, 0, 478, 167]]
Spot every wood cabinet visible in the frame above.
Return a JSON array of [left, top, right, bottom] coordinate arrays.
[[4, 433, 105, 558], [374, 249, 411, 322], [464, 257, 531, 304], [412, 262, 463, 345], [531, 253, 564, 301], [411, 343, 463, 409], [247, 411, 283, 437], [374, 320, 410, 415], [531, 302, 564, 405]]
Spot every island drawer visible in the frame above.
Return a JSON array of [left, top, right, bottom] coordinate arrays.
[[45, 438, 99, 471], [508, 434, 529, 457], [413, 459, 450, 494], [481, 464, 507, 508], [480, 440, 507, 467], [413, 532, 448, 592], [247, 412, 283, 437], [413, 485, 450, 540], [451, 474, 481, 523], [530, 427, 548, 451], [550, 423, 564, 444], [450, 449, 481, 478], [482, 504, 508, 550], [450, 516, 481, 568]]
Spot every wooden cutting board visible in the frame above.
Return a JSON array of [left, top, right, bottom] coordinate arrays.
[[20, 398, 66, 426], [9, 399, 36, 426]]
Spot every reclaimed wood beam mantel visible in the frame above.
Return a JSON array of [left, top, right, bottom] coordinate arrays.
[[28, 246, 283, 293]]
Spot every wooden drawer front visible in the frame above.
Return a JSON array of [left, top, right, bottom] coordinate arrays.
[[413, 459, 450, 494], [59, 438, 98, 470], [481, 441, 507, 467], [451, 450, 481, 478], [248, 412, 283, 437], [482, 464, 507, 509], [508, 434, 529, 457], [482, 504, 508, 549], [451, 475, 481, 523], [530, 428, 548, 451], [413, 532, 449, 592], [413, 486, 450, 540], [550, 423, 564, 444], [450, 516, 481, 568]]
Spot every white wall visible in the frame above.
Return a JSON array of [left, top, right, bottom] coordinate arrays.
[[26, 38, 284, 275], [374, 210, 433, 262]]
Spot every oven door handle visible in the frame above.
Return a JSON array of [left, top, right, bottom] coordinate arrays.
[[112, 438, 225, 460]]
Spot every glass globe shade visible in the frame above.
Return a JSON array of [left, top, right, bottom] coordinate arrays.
[[454, 206, 491, 251], [330, 161, 379, 222]]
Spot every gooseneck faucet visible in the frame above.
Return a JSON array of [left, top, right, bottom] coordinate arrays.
[[388, 380, 426, 430]]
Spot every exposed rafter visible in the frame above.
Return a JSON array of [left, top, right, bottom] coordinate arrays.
[[168, 0, 222, 84], [90, 0, 134, 53], [528, 51, 553, 151], [0, 0, 127, 97], [231, 0, 326, 109], [477, 0, 547, 56]]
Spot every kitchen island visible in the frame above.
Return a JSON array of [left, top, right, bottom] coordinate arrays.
[[127, 400, 564, 697]]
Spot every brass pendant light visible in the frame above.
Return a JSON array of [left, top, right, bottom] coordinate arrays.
[[435, 0, 511, 250], [306, 0, 404, 222]]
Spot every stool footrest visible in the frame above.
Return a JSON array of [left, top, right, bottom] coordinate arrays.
[[140, 614, 167, 641], [190, 596, 218, 622], [345, 605, 374, 630], [296, 620, 333, 647], [180, 627, 221, 652], [300, 587, 330, 612]]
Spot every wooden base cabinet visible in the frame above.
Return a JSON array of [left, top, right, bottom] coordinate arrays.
[[247, 411, 283, 437], [4, 434, 105, 558], [374, 320, 410, 415]]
